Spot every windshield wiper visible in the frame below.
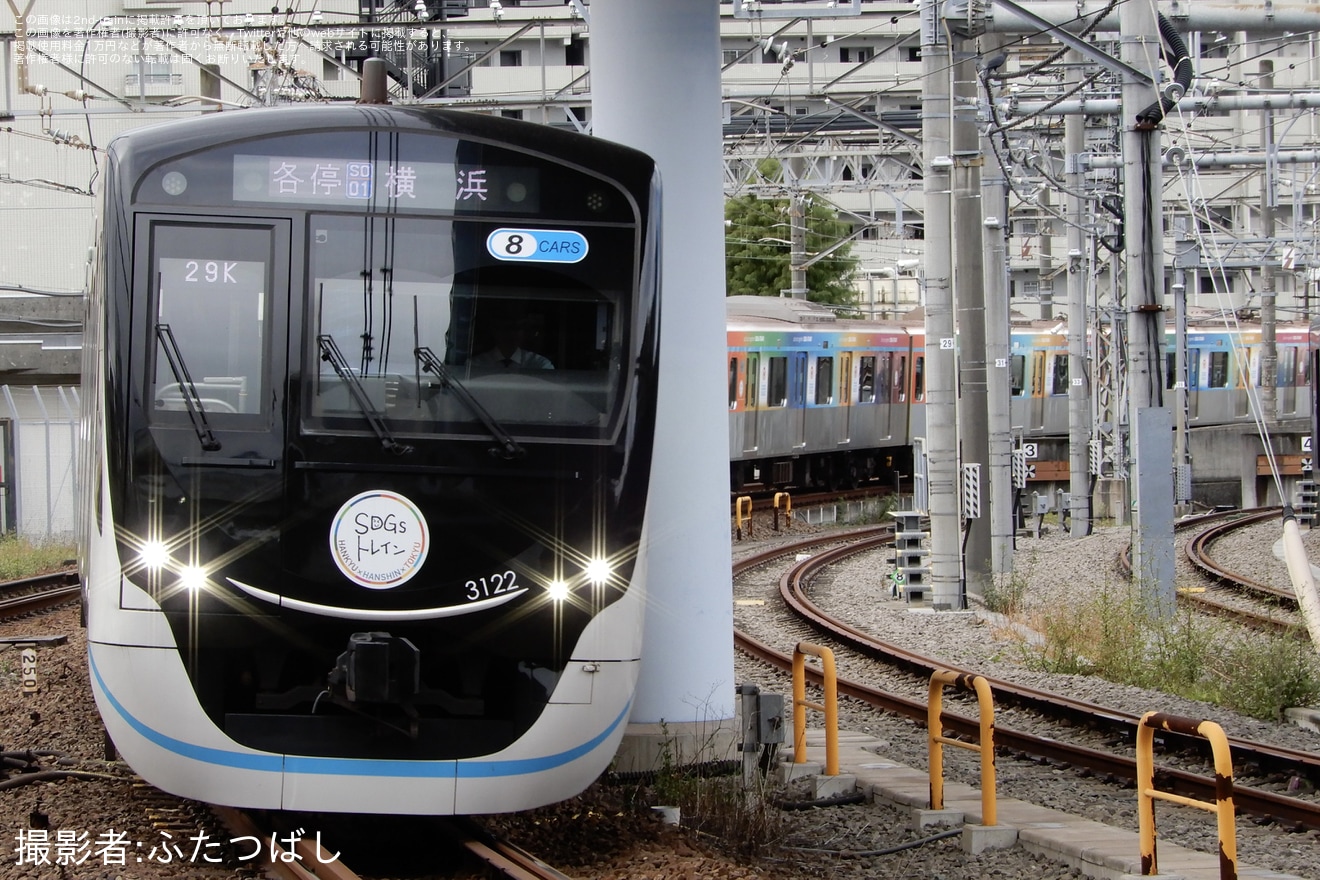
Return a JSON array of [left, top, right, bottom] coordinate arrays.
[[414, 346, 525, 460], [155, 323, 221, 452], [317, 335, 413, 455]]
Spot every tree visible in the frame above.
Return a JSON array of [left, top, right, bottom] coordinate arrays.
[[724, 191, 859, 306]]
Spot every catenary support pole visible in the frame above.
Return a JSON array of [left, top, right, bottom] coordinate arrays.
[[1259, 60, 1278, 425], [1065, 51, 1092, 536], [1120, 0, 1175, 615], [592, 0, 737, 767], [920, 0, 963, 610], [980, 42, 1014, 575], [952, 37, 991, 599]]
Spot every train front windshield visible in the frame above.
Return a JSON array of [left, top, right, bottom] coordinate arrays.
[[306, 214, 620, 437], [137, 123, 643, 448]]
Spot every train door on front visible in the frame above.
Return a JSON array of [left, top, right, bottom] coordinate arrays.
[[142, 217, 291, 460]]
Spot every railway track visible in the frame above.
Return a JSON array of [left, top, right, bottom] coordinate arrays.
[[1117, 507, 1307, 634], [0, 569, 80, 621], [733, 529, 1320, 832], [214, 807, 575, 880], [1183, 507, 1302, 608], [0, 568, 579, 880]]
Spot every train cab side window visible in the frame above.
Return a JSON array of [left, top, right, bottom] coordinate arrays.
[[858, 356, 876, 403], [768, 356, 788, 407], [815, 357, 833, 405], [150, 223, 273, 419], [1010, 355, 1025, 396]]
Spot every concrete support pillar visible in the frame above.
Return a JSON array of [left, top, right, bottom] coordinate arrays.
[[592, 0, 736, 768]]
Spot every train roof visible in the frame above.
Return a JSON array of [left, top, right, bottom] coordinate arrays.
[[724, 295, 1308, 336], [725, 295, 921, 331]]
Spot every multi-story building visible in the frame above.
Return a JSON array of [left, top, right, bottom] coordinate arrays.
[[0, 0, 1317, 532]]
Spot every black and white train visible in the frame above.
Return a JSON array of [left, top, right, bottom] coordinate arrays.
[[78, 103, 660, 814]]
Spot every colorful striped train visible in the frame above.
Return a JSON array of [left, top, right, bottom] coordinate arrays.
[[727, 295, 1314, 492]]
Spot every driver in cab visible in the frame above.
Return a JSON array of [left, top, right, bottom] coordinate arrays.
[[469, 308, 554, 371]]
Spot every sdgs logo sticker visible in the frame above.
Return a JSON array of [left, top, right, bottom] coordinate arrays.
[[329, 490, 430, 589]]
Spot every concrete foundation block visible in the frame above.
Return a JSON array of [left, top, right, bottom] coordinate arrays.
[[909, 807, 964, 830], [961, 823, 1018, 854], [777, 760, 822, 784], [812, 773, 857, 799]]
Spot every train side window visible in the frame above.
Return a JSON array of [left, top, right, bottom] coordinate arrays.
[[149, 222, 274, 419], [792, 354, 807, 406], [768, 356, 787, 407], [747, 353, 760, 407], [1188, 349, 1201, 388], [858, 356, 876, 403], [815, 356, 833, 405], [1030, 352, 1046, 396], [877, 352, 893, 403], [1208, 351, 1229, 388], [728, 356, 739, 408], [1010, 355, 1025, 395], [1051, 354, 1068, 395], [1165, 352, 1176, 390], [1277, 347, 1296, 386], [894, 355, 907, 403], [913, 355, 925, 402]]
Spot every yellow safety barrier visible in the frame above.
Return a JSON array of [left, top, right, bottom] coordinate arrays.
[[734, 495, 753, 540], [1136, 711, 1237, 879], [791, 642, 839, 776], [773, 492, 792, 531], [927, 670, 998, 826]]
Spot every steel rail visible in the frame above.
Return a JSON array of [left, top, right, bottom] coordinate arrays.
[[213, 807, 366, 880], [1184, 508, 1300, 606], [1118, 508, 1303, 634], [443, 818, 578, 880], [0, 585, 81, 620], [733, 530, 1320, 831], [0, 569, 78, 594]]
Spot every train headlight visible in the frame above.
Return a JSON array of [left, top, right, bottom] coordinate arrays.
[[140, 540, 169, 571], [179, 564, 208, 593], [546, 579, 570, 602], [585, 559, 612, 585]]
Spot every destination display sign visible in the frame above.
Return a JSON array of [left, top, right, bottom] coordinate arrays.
[[232, 155, 539, 213]]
